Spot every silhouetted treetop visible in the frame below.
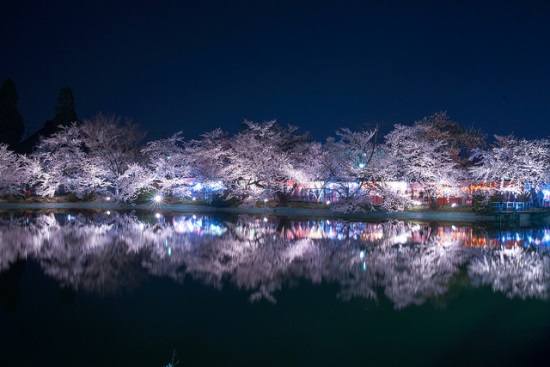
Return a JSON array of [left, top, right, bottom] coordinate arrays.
[[52, 87, 78, 125], [0, 79, 18, 107], [15, 86, 79, 154], [0, 78, 25, 147]]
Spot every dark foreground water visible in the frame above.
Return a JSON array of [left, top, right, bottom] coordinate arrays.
[[1, 210, 550, 367]]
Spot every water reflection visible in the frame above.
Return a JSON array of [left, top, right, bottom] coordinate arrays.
[[1, 211, 550, 308]]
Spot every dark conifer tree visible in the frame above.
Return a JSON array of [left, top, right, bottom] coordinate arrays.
[[15, 86, 79, 154], [52, 87, 78, 125], [0, 78, 25, 147]]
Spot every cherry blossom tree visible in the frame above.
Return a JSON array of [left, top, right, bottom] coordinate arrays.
[[217, 120, 312, 204], [30, 122, 109, 197], [382, 123, 460, 209], [469, 135, 550, 199], [142, 132, 191, 198], [322, 127, 393, 211], [183, 128, 230, 200], [79, 114, 147, 201], [29, 114, 149, 201], [416, 112, 486, 169], [290, 140, 327, 184], [0, 143, 29, 196]]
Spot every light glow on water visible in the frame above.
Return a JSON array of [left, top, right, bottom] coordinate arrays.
[[3, 211, 550, 308]]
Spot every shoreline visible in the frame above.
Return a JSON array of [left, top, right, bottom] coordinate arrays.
[[0, 201, 509, 222]]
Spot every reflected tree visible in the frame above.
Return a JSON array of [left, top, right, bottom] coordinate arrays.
[[1, 212, 549, 307], [469, 246, 550, 299]]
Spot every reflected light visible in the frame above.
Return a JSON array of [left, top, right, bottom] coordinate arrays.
[[393, 233, 409, 244]]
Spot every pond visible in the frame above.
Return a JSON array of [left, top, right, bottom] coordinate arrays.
[[1, 210, 550, 366]]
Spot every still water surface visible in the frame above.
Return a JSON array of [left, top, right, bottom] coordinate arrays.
[[1, 210, 550, 366]]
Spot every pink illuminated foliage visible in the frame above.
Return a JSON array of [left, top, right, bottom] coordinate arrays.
[[470, 135, 550, 197], [0, 143, 29, 196]]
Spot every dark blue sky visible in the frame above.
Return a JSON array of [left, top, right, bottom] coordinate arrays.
[[2, 0, 550, 141]]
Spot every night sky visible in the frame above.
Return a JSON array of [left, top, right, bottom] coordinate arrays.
[[2, 1, 550, 141]]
